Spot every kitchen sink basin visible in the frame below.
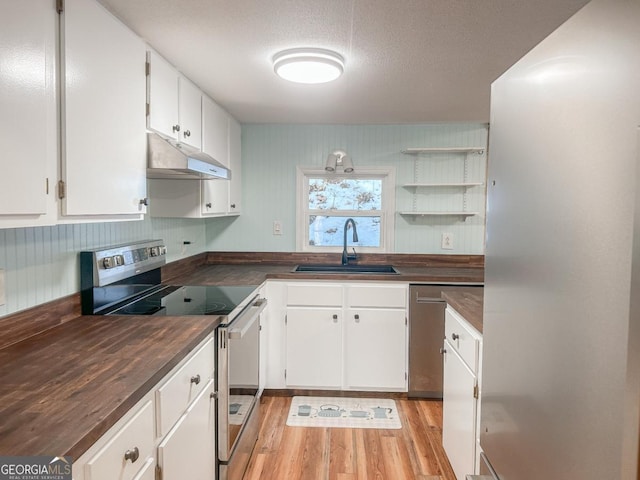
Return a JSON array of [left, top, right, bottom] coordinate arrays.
[[293, 264, 399, 274]]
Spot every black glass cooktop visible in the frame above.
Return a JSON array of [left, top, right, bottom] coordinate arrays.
[[108, 285, 259, 316]]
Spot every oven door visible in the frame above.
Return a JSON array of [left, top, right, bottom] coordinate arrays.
[[217, 297, 267, 480]]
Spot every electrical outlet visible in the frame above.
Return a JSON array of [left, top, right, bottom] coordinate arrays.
[[273, 220, 283, 235], [0, 269, 5, 306], [441, 233, 454, 250]]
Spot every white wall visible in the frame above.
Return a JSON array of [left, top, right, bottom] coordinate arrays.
[[206, 123, 488, 253]]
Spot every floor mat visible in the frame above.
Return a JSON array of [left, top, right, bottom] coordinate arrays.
[[286, 396, 401, 429]]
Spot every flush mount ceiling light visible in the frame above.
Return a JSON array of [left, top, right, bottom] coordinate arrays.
[[325, 150, 354, 173], [273, 48, 344, 84]]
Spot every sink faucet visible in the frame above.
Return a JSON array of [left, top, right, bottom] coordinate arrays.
[[342, 218, 359, 265]]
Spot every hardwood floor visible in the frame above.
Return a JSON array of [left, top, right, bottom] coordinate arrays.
[[244, 395, 456, 480]]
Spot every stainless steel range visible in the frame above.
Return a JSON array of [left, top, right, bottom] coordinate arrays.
[[80, 240, 266, 480]]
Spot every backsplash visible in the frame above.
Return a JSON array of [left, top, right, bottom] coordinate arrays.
[[0, 217, 205, 317]]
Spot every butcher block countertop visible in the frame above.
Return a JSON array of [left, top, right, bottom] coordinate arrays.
[[0, 251, 483, 460], [0, 314, 219, 458], [441, 289, 484, 333]]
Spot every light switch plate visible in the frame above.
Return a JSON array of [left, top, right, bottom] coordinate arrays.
[[0, 269, 5, 306], [273, 220, 283, 235]]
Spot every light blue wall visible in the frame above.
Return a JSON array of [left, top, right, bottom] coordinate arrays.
[[207, 123, 488, 254], [0, 217, 205, 316]]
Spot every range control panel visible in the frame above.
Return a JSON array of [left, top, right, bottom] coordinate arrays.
[[81, 239, 167, 287]]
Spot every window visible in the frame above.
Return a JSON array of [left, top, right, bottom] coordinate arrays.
[[296, 167, 395, 252]]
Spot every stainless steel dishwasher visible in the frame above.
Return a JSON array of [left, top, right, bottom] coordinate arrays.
[[408, 284, 447, 398]]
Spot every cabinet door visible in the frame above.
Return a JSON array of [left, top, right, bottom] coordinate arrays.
[[344, 308, 406, 390], [285, 308, 342, 388], [158, 380, 216, 480], [0, 0, 54, 218], [147, 50, 179, 140], [61, 0, 147, 216], [228, 117, 242, 215], [442, 339, 477, 480], [85, 400, 154, 480], [201, 179, 229, 216], [178, 77, 202, 149], [202, 96, 229, 166]]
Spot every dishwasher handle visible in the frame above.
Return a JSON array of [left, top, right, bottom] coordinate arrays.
[[414, 296, 446, 303]]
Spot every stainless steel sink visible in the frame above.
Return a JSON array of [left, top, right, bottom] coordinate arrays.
[[293, 264, 399, 274]]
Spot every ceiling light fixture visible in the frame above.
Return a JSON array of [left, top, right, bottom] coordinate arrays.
[[325, 150, 354, 173], [273, 48, 344, 84]]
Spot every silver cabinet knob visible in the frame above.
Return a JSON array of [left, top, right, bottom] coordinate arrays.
[[184, 130, 191, 137], [190, 374, 201, 385], [210, 391, 218, 399], [332, 314, 338, 322], [139, 198, 149, 206], [230, 204, 236, 209], [205, 203, 212, 208], [440, 348, 447, 355], [451, 333, 459, 340], [354, 314, 360, 323], [124, 447, 139, 463], [172, 124, 180, 133]]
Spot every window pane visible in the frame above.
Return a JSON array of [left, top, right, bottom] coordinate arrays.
[[308, 178, 382, 211], [308, 215, 381, 247]]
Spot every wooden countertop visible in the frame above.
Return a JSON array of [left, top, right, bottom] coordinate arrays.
[[0, 314, 219, 458], [441, 289, 484, 333], [167, 263, 484, 286]]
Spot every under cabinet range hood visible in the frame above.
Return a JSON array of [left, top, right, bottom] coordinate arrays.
[[146, 133, 231, 180]]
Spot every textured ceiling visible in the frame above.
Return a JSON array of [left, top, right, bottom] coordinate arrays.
[[97, 0, 590, 124]]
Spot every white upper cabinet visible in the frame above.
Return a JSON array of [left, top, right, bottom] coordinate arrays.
[[61, 0, 147, 216], [202, 96, 229, 166], [0, 0, 56, 226], [178, 77, 202, 149], [147, 50, 179, 141], [147, 52, 202, 149]]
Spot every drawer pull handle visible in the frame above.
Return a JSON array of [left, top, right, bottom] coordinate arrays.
[[451, 333, 460, 340], [191, 374, 201, 385], [354, 314, 360, 322], [332, 314, 338, 320], [124, 447, 139, 463]]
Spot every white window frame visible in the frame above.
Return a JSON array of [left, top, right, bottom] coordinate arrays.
[[296, 166, 396, 253]]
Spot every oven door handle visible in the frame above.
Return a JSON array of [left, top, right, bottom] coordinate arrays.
[[228, 298, 267, 339]]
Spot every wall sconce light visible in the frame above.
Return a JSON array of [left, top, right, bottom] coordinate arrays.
[[325, 150, 354, 173]]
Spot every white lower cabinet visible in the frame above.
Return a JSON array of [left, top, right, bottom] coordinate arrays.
[[84, 400, 154, 480], [73, 335, 216, 480], [280, 281, 408, 392], [442, 306, 482, 480], [158, 379, 216, 480], [285, 308, 342, 388], [344, 308, 406, 390]]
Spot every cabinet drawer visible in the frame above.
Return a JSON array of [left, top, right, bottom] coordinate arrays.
[[445, 308, 479, 372], [347, 284, 407, 308], [85, 400, 154, 480], [287, 283, 343, 306], [156, 337, 215, 436]]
